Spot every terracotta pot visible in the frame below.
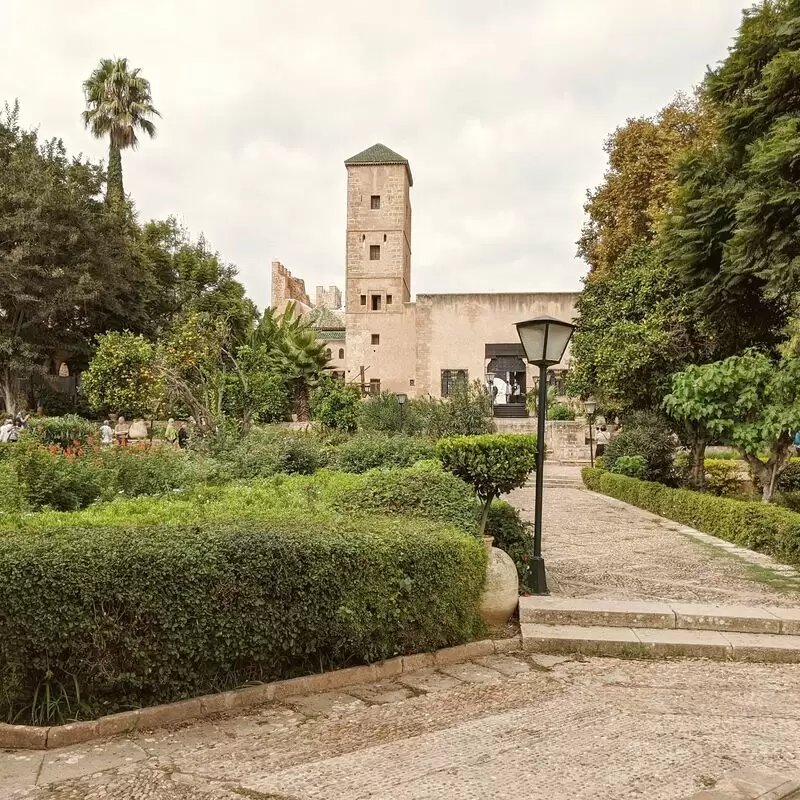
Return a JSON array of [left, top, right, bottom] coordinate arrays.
[[479, 538, 519, 627]]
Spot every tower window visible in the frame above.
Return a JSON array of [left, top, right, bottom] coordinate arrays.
[[383, 234, 387, 242], [360, 294, 366, 305], [369, 378, 381, 395], [386, 294, 393, 305], [370, 245, 380, 260], [371, 195, 380, 209], [338, 348, 344, 359], [371, 334, 380, 345], [371, 294, 382, 311], [409, 379, 415, 387]]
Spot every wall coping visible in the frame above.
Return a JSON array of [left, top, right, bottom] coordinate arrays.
[[0, 636, 521, 751]]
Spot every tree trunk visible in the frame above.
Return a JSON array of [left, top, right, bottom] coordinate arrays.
[[688, 436, 707, 491], [478, 494, 495, 537], [1, 368, 18, 417], [106, 142, 125, 212], [742, 445, 793, 503], [295, 382, 311, 422]]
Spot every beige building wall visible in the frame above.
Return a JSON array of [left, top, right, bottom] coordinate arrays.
[[414, 293, 579, 397], [271, 261, 312, 315], [322, 339, 347, 374]]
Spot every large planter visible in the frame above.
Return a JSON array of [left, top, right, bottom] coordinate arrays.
[[479, 536, 519, 626]]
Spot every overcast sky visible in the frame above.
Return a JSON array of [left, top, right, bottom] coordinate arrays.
[[4, 1, 744, 309]]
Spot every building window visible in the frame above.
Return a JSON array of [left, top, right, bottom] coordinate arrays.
[[409, 379, 415, 387], [338, 348, 344, 359], [383, 233, 387, 242], [371, 294, 382, 311], [371, 334, 380, 345], [369, 378, 381, 395], [360, 294, 366, 306], [370, 244, 380, 260], [325, 348, 331, 359], [371, 195, 380, 209], [441, 369, 468, 397], [386, 294, 392, 305]]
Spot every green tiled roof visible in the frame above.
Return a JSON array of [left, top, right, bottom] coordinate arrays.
[[305, 305, 345, 331], [344, 143, 413, 186], [319, 330, 346, 341]]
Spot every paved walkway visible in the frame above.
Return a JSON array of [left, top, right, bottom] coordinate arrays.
[[509, 466, 800, 606], [5, 475, 800, 799]]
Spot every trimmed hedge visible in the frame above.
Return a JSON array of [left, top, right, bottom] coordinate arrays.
[[330, 435, 436, 473], [582, 467, 800, 567], [0, 516, 485, 724]]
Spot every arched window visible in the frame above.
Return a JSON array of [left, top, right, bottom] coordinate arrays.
[[338, 348, 344, 359], [325, 348, 331, 359]]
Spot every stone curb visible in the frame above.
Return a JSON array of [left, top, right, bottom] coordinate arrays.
[[0, 636, 518, 751]]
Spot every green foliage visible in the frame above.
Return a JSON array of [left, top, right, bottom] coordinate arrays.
[[223, 428, 324, 478], [26, 416, 96, 449], [81, 332, 159, 416], [485, 501, 535, 593], [665, 352, 800, 500], [331, 435, 436, 473], [223, 371, 289, 425], [605, 411, 676, 484], [582, 467, 800, 568], [310, 376, 360, 432], [0, 516, 485, 723], [358, 380, 494, 437], [437, 434, 537, 535], [548, 403, 576, 421], [610, 455, 646, 480], [703, 459, 744, 498]]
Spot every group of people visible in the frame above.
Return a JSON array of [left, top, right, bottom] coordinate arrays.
[[98, 416, 188, 447], [0, 412, 29, 443]]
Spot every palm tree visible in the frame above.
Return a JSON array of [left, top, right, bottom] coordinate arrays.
[[82, 58, 160, 212], [273, 307, 330, 421]]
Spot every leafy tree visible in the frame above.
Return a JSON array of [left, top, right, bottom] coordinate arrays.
[[82, 58, 159, 212], [664, 351, 800, 502], [661, 0, 800, 350], [436, 434, 538, 536], [0, 103, 147, 413], [80, 331, 159, 417], [578, 94, 716, 275], [310, 375, 360, 431], [569, 244, 713, 416], [275, 322, 330, 422]]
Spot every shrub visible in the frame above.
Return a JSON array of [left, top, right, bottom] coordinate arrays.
[[310, 377, 360, 432], [223, 373, 290, 424], [0, 516, 485, 723], [605, 410, 676, 484], [610, 455, 646, 480], [437, 434, 537, 535], [704, 459, 743, 497], [25, 415, 97, 449], [224, 428, 325, 478], [548, 403, 576, 421], [331, 435, 436, 473], [581, 467, 800, 567]]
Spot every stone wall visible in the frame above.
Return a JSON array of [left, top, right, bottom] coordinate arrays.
[[315, 285, 343, 309], [494, 418, 592, 464], [271, 261, 311, 311], [414, 293, 579, 398]]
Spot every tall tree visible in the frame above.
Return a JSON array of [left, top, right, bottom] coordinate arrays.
[[578, 94, 716, 276], [82, 57, 159, 212], [0, 103, 140, 412]]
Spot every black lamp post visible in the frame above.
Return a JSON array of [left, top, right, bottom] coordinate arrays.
[[584, 395, 597, 468], [515, 316, 575, 595], [397, 393, 407, 432]]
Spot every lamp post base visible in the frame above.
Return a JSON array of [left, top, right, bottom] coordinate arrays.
[[529, 556, 549, 595]]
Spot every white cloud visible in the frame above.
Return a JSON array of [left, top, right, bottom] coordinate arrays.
[[2, 0, 744, 308]]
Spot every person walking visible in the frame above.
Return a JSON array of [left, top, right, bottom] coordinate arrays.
[[164, 418, 178, 447], [0, 418, 13, 443], [596, 425, 610, 459], [177, 421, 188, 450], [100, 419, 113, 446]]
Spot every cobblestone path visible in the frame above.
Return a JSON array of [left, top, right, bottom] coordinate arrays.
[[509, 467, 800, 606], [6, 654, 800, 800]]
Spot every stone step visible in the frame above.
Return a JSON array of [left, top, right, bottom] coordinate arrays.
[[521, 623, 800, 662], [519, 596, 800, 635]]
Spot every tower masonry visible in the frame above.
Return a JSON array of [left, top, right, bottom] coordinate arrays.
[[343, 143, 417, 394]]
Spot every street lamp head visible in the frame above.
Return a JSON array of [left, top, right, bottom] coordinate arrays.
[[396, 393, 407, 406], [584, 395, 597, 416], [515, 316, 576, 368]]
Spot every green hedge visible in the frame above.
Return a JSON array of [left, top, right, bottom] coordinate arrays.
[[582, 467, 800, 567], [330, 435, 436, 473], [0, 516, 485, 724]]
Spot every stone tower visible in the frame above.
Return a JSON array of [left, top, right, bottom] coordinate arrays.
[[343, 143, 414, 393]]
